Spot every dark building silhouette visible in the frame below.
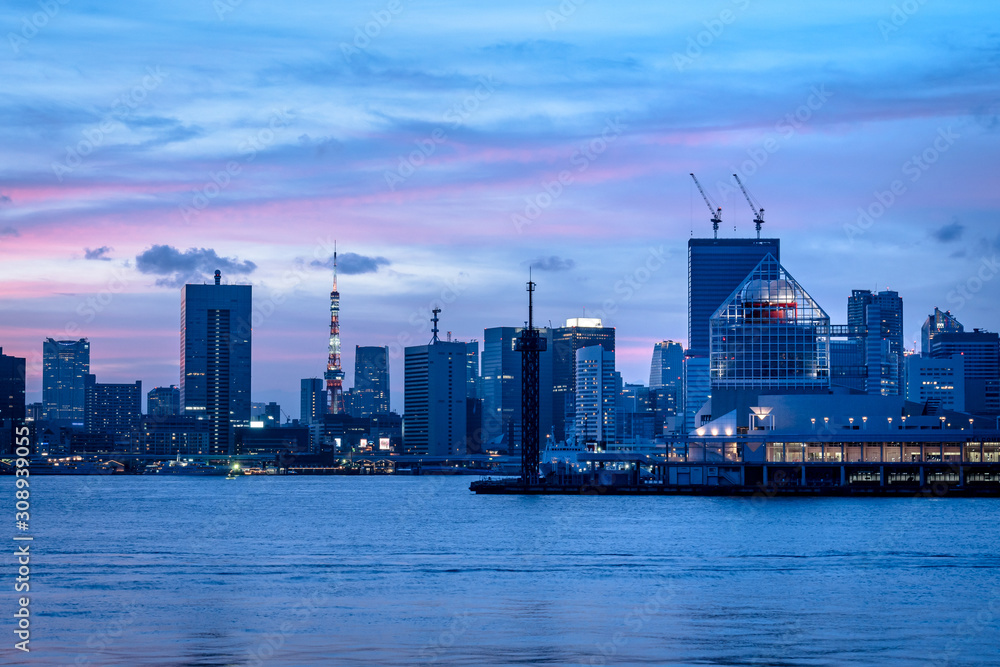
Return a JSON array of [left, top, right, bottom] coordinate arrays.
[[147, 385, 180, 417], [181, 270, 251, 454], [351, 345, 390, 417], [42, 338, 90, 422], [551, 319, 613, 443], [84, 374, 142, 450]]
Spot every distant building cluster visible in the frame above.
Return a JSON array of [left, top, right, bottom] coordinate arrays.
[[2, 231, 999, 463]]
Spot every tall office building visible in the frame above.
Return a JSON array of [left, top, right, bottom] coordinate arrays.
[[649, 340, 683, 431], [147, 385, 180, 417], [84, 374, 142, 448], [685, 238, 779, 431], [930, 329, 1000, 416], [574, 345, 616, 444], [42, 338, 90, 422], [181, 270, 252, 455], [649, 340, 684, 389], [921, 307, 964, 356], [616, 383, 655, 444], [0, 348, 26, 423], [481, 326, 553, 451], [403, 329, 468, 457], [465, 340, 480, 399], [847, 289, 904, 395], [551, 318, 615, 442], [300, 378, 327, 425], [351, 346, 390, 417]]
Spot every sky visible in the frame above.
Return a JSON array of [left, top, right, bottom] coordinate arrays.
[[1, 0, 999, 416]]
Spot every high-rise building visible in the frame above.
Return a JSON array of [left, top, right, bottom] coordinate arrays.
[[181, 270, 251, 455], [147, 385, 180, 417], [574, 345, 616, 444], [616, 382, 655, 444], [42, 338, 90, 422], [300, 378, 327, 425], [551, 318, 615, 442], [84, 374, 142, 448], [465, 340, 480, 399], [649, 340, 683, 432], [847, 289, 904, 395], [351, 346, 390, 417], [930, 329, 1000, 416], [710, 254, 830, 391], [481, 326, 553, 452], [0, 348, 26, 423], [685, 238, 779, 431], [921, 307, 964, 356], [403, 321, 468, 456]]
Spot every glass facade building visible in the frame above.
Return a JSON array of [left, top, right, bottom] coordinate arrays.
[[551, 319, 614, 443], [180, 274, 252, 455], [710, 254, 830, 390], [42, 338, 90, 422], [481, 327, 552, 451], [352, 345, 390, 417]]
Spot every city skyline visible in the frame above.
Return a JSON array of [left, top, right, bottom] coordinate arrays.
[[2, 1, 999, 415]]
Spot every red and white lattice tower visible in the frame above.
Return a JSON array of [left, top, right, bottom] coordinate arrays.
[[324, 245, 345, 414]]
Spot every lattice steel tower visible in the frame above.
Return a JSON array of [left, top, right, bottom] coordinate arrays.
[[325, 246, 346, 414], [515, 278, 546, 484]]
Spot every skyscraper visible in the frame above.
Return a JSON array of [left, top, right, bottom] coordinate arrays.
[[481, 326, 553, 451], [147, 385, 180, 417], [649, 340, 683, 431], [921, 307, 964, 356], [649, 340, 684, 389], [84, 374, 142, 448], [0, 348, 26, 423], [551, 318, 614, 442], [403, 337, 468, 456], [685, 238, 779, 431], [181, 270, 251, 455], [299, 378, 327, 425], [352, 345, 390, 417], [465, 340, 480, 400], [930, 329, 1000, 416], [574, 344, 616, 444], [847, 289, 904, 395], [42, 338, 90, 422]]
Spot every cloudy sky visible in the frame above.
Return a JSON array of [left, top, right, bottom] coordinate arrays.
[[2, 0, 999, 415]]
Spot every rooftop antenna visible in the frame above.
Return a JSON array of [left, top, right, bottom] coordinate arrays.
[[732, 173, 765, 238], [690, 173, 722, 239], [431, 307, 441, 344]]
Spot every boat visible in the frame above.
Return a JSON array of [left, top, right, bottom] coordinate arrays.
[[144, 453, 231, 476]]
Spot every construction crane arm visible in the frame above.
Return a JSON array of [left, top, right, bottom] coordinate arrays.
[[732, 173, 765, 238], [690, 173, 722, 238]]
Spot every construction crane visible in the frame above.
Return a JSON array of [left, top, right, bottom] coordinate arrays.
[[732, 173, 765, 239], [689, 173, 722, 239]]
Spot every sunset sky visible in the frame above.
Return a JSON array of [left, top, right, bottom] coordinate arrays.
[[2, 0, 998, 415]]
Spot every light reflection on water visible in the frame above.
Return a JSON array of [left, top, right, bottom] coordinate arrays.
[[8, 476, 1000, 666]]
